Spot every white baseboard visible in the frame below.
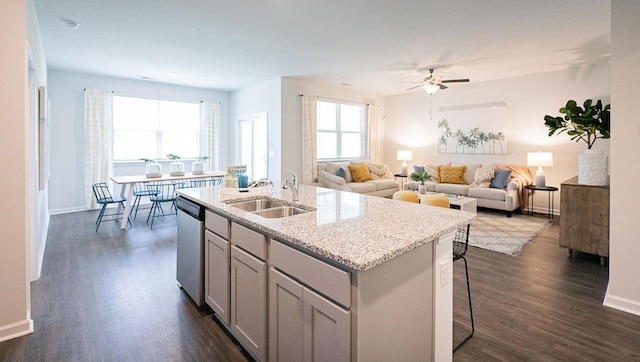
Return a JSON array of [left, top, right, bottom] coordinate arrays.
[[603, 293, 640, 317], [49, 206, 87, 215], [0, 319, 33, 342]]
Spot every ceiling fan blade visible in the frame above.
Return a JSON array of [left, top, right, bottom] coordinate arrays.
[[405, 84, 423, 91], [441, 79, 470, 83], [439, 84, 448, 90]]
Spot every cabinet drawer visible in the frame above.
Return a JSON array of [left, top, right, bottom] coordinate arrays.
[[232, 222, 268, 260], [271, 240, 351, 308], [205, 210, 230, 240]]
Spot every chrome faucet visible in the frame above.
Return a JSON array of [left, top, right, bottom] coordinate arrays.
[[282, 168, 299, 201]]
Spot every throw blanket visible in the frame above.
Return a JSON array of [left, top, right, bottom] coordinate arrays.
[[492, 163, 534, 212]]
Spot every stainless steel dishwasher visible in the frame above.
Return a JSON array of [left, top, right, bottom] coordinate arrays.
[[176, 196, 205, 307]]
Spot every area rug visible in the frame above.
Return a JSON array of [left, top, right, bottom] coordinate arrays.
[[468, 211, 551, 255]]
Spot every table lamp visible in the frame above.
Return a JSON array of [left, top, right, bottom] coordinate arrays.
[[527, 151, 553, 187], [397, 149, 413, 176]]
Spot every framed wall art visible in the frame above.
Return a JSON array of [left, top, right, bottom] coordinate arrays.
[[437, 101, 508, 154]]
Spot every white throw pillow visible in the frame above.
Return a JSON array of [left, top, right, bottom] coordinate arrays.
[[471, 167, 494, 188]]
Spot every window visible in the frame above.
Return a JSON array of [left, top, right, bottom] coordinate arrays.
[[113, 96, 200, 161], [316, 100, 366, 161]]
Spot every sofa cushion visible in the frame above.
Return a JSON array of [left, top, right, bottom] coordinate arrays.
[[366, 179, 398, 191], [425, 164, 447, 182], [435, 183, 470, 196], [468, 187, 507, 201], [347, 182, 377, 193], [367, 163, 391, 180], [406, 180, 437, 192], [349, 163, 373, 182], [452, 163, 481, 185], [327, 162, 353, 182], [439, 165, 466, 184], [472, 167, 495, 188], [491, 169, 512, 189], [413, 165, 425, 173]]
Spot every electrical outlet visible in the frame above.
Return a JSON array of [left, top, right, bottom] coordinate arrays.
[[440, 260, 449, 288]]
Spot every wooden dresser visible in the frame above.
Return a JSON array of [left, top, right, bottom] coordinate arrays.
[[559, 176, 609, 264]]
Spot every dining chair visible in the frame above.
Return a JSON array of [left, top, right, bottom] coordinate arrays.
[[92, 182, 131, 232], [453, 223, 474, 352], [145, 181, 180, 228], [131, 182, 159, 220], [189, 177, 223, 188]]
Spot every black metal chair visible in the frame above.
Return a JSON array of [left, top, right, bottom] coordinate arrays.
[[145, 181, 180, 228], [92, 182, 131, 232], [453, 223, 474, 352], [131, 182, 159, 220]]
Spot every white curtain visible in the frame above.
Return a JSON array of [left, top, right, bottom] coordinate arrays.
[[84, 89, 113, 209], [200, 101, 220, 171], [301, 95, 318, 184], [367, 104, 381, 163]]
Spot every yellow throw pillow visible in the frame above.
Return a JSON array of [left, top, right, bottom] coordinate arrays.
[[439, 165, 466, 184], [348, 163, 373, 182]]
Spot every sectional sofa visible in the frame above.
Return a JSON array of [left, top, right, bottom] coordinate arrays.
[[406, 163, 533, 216], [316, 160, 399, 198]]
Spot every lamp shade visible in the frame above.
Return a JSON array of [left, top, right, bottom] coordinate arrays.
[[527, 151, 554, 167], [396, 150, 413, 161], [422, 84, 440, 95]]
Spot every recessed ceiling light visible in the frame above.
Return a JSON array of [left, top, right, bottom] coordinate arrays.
[[62, 18, 79, 29], [167, 72, 178, 77], [141, 76, 157, 81], [341, 82, 352, 87]]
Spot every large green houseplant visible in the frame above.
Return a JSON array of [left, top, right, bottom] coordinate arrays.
[[543, 99, 611, 185], [543, 99, 610, 149]]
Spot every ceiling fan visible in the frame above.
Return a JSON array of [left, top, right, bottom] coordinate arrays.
[[405, 69, 470, 94]]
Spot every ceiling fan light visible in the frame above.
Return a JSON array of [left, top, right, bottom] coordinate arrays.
[[422, 83, 440, 95]]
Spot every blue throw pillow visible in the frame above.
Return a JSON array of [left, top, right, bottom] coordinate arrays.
[[491, 169, 512, 189], [336, 167, 347, 179], [413, 165, 425, 173]]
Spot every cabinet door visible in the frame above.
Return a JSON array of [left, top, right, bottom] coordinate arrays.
[[303, 287, 351, 362], [231, 246, 267, 361], [269, 268, 304, 362], [205, 230, 230, 325]]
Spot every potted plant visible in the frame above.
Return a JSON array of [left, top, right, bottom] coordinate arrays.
[[192, 156, 208, 175], [167, 153, 185, 176], [141, 158, 162, 178], [410, 170, 431, 194], [544, 99, 610, 185]]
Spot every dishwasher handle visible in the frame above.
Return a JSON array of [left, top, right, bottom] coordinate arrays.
[[176, 196, 205, 220]]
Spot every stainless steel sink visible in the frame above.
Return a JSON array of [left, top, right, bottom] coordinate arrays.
[[252, 206, 310, 218], [227, 198, 286, 212], [225, 197, 312, 218]]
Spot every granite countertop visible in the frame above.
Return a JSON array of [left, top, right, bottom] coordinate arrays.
[[178, 184, 476, 272]]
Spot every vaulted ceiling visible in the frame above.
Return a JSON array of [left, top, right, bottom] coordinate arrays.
[[35, 0, 611, 96]]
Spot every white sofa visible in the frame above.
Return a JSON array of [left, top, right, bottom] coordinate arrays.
[[317, 160, 399, 198], [406, 163, 531, 217]]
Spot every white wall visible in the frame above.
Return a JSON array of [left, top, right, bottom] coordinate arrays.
[[384, 64, 610, 212], [230, 78, 282, 181], [281, 77, 386, 182], [47, 70, 231, 213], [605, 0, 640, 316]]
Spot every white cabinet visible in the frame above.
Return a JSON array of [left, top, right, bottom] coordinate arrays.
[[205, 229, 230, 325], [269, 267, 350, 362], [231, 245, 267, 361]]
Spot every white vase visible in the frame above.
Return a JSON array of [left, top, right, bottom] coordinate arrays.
[[418, 184, 426, 194], [169, 161, 185, 176], [578, 149, 608, 185], [192, 160, 206, 175], [145, 162, 162, 178]]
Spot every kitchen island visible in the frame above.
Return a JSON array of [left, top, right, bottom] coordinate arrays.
[[178, 184, 475, 361]]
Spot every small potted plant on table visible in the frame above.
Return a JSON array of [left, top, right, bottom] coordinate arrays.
[[167, 153, 185, 176], [192, 156, 208, 175], [410, 170, 431, 194], [141, 158, 162, 178]]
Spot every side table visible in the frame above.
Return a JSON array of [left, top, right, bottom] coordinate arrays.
[[394, 174, 409, 190], [524, 185, 558, 220]]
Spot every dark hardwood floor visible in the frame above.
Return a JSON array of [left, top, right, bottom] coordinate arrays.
[[1, 209, 639, 361]]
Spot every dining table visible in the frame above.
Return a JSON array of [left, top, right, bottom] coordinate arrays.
[[110, 171, 225, 229]]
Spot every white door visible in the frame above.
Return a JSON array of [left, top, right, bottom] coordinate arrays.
[[238, 113, 268, 180]]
